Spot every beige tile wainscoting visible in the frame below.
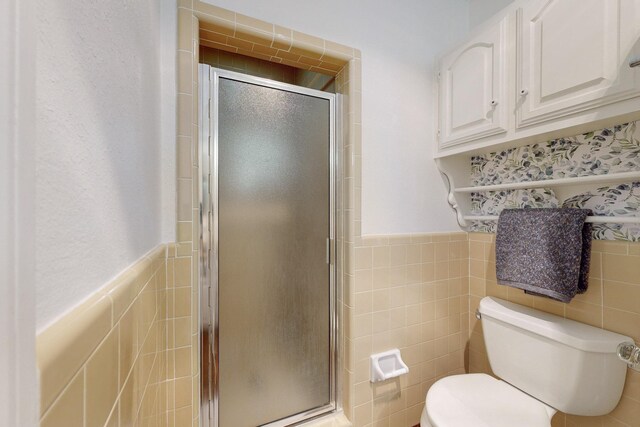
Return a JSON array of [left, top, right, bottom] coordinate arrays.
[[345, 232, 470, 426], [36, 244, 192, 427], [36, 232, 640, 427]]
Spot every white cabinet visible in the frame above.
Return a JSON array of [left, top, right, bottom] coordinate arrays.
[[435, 0, 640, 156], [438, 15, 510, 148], [516, 0, 640, 128]]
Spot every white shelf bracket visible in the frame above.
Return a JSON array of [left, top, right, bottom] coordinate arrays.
[[435, 158, 468, 229]]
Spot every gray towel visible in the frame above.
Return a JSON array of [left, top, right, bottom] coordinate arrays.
[[495, 208, 592, 303]]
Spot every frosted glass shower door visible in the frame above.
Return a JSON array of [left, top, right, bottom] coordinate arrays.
[[216, 75, 334, 427]]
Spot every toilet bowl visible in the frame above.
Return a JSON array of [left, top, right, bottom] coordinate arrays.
[[420, 297, 632, 427], [420, 374, 556, 427]]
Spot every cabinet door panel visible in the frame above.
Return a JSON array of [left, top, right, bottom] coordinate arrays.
[[517, 0, 640, 127], [450, 47, 489, 129], [439, 15, 509, 149]]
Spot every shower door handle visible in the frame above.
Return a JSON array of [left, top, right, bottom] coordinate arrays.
[[326, 238, 332, 265]]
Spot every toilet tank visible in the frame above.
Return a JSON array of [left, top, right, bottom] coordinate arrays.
[[479, 297, 631, 416]]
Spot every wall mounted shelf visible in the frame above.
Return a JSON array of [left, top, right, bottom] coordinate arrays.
[[455, 171, 640, 193], [436, 155, 640, 230], [464, 215, 640, 224]]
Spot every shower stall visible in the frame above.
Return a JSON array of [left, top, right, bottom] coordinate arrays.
[[198, 65, 338, 427]]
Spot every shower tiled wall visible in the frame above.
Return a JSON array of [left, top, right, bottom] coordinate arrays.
[[468, 233, 640, 427], [178, 2, 359, 426], [199, 46, 336, 92], [37, 245, 170, 427], [199, 46, 298, 84]]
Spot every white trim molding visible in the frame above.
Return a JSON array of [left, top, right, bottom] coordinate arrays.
[[0, 0, 37, 425]]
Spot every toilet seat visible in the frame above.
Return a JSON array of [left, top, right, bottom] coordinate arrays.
[[424, 374, 555, 427]]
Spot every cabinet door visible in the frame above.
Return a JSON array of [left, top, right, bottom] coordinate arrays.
[[517, 0, 640, 128], [439, 15, 509, 149]]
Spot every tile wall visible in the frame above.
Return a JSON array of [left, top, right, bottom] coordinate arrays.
[[166, 246, 199, 426], [199, 45, 297, 84], [36, 230, 640, 427], [176, 2, 203, 425], [37, 245, 170, 427], [468, 233, 640, 427], [196, 6, 349, 76], [199, 46, 336, 91], [345, 233, 469, 427]]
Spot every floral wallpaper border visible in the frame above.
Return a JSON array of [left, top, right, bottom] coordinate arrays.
[[469, 122, 640, 241]]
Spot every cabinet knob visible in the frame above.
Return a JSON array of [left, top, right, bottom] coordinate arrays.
[[520, 89, 528, 96], [490, 100, 498, 107]]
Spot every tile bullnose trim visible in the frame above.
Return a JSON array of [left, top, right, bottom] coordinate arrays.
[[37, 243, 168, 415], [37, 292, 112, 415], [360, 231, 469, 247]]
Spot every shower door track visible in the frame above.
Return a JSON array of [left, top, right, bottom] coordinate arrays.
[[199, 66, 339, 427]]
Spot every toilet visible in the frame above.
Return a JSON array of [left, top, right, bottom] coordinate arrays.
[[421, 296, 632, 427]]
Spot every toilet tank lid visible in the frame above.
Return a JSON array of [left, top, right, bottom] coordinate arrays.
[[479, 297, 632, 353]]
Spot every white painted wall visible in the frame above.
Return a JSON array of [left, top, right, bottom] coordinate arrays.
[[161, 0, 178, 243], [1, 0, 38, 423], [468, 0, 516, 28], [202, 0, 469, 235], [36, 0, 171, 330]]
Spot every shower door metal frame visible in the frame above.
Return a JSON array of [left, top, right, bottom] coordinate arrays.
[[199, 65, 339, 427]]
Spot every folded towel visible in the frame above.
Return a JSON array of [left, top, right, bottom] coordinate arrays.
[[495, 208, 592, 303]]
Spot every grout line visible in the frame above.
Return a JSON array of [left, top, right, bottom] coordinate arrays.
[[83, 367, 87, 427], [102, 394, 119, 427]]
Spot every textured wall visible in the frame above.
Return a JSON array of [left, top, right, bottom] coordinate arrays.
[[200, 0, 469, 235], [35, 0, 164, 330], [468, 0, 515, 29], [161, 0, 178, 244]]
